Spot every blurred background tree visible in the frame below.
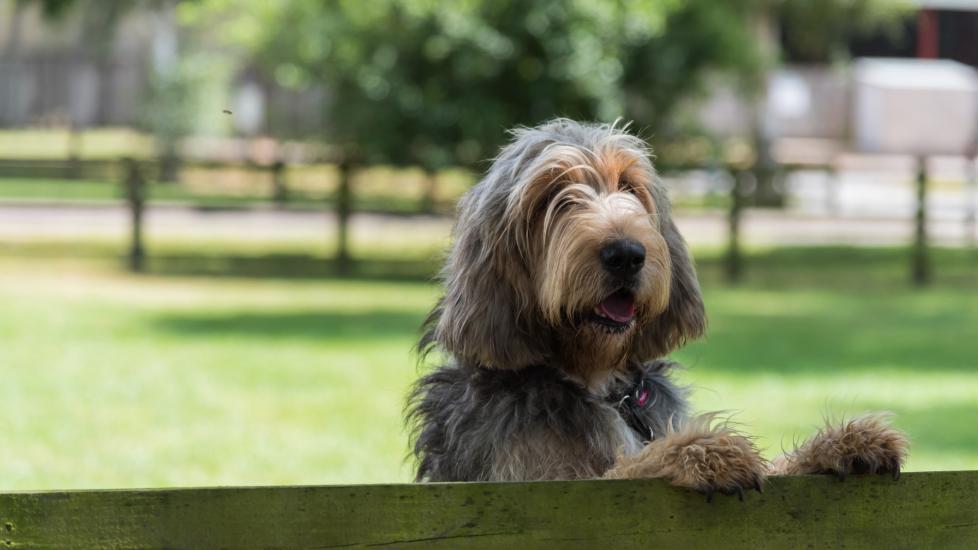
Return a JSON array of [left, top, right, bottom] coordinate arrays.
[[779, 0, 911, 64], [622, 1, 763, 142], [182, 0, 763, 171], [177, 0, 768, 268]]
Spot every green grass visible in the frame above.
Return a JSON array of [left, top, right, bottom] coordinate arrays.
[[0, 177, 453, 213], [0, 128, 154, 160], [0, 178, 277, 206], [0, 179, 123, 201], [0, 177, 323, 209], [0, 263, 437, 489], [0, 245, 976, 490]]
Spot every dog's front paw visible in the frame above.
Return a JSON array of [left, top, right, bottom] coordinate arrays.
[[606, 415, 766, 501], [775, 413, 909, 480]]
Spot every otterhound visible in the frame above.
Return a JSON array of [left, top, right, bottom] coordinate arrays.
[[408, 119, 908, 497]]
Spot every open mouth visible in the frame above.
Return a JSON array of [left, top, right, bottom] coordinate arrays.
[[590, 289, 636, 332]]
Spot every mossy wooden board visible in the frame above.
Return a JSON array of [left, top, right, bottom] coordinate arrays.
[[0, 472, 975, 549]]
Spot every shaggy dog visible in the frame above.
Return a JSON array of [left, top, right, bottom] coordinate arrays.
[[408, 119, 908, 496]]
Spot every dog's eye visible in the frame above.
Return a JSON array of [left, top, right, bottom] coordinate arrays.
[[619, 179, 640, 195], [528, 186, 561, 221], [618, 178, 656, 212], [537, 187, 561, 211]]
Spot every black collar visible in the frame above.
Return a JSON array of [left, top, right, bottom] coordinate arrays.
[[608, 370, 655, 443]]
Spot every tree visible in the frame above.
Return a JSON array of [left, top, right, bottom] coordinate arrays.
[[778, 0, 910, 64], [622, 0, 763, 141], [184, 0, 762, 169]]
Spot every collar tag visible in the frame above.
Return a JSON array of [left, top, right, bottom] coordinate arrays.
[[635, 385, 651, 408]]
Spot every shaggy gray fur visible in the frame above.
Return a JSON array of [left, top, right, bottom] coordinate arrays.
[[408, 360, 688, 481], [408, 119, 704, 482]]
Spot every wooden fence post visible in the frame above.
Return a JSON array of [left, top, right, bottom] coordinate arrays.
[[66, 126, 83, 179], [725, 169, 745, 283], [271, 159, 288, 205], [912, 156, 930, 286], [965, 155, 976, 249], [123, 157, 146, 273], [335, 160, 353, 275], [420, 168, 438, 214], [159, 147, 181, 184]]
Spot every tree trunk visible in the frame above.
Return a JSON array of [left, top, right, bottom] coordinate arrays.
[[748, 7, 784, 209], [751, 128, 783, 208]]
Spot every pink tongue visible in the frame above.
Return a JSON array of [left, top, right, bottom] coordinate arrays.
[[598, 292, 636, 323]]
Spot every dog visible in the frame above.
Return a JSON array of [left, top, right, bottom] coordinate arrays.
[[408, 119, 908, 496]]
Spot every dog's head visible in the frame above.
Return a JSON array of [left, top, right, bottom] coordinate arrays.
[[421, 119, 704, 380]]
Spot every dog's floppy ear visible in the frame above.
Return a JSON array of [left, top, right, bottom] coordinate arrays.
[[632, 184, 706, 360], [418, 174, 550, 370]]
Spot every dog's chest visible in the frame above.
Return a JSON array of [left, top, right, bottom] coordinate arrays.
[[605, 407, 644, 458]]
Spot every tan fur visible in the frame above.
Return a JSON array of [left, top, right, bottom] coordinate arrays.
[[605, 414, 767, 496], [769, 413, 909, 478], [514, 143, 673, 387]]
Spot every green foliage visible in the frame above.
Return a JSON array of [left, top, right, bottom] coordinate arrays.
[[182, 0, 761, 169], [32, 0, 78, 19], [623, 1, 764, 138], [779, 0, 912, 63], [142, 60, 207, 149]]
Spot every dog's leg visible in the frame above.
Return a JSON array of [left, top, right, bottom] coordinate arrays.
[[769, 413, 908, 479], [604, 414, 766, 500]]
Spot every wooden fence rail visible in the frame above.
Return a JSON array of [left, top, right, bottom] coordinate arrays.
[[1, 154, 971, 283], [0, 472, 975, 549]]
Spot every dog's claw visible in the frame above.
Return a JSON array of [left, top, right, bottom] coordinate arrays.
[[704, 483, 754, 503], [892, 468, 901, 481], [836, 466, 848, 482]]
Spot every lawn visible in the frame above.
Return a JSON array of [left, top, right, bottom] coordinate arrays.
[[0, 246, 976, 490], [0, 175, 462, 214]]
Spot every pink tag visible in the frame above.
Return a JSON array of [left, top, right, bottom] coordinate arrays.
[[636, 387, 650, 407]]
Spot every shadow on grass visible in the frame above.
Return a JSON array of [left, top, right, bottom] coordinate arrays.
[[678, 307, 978, 374], [153, 310, 426, 342], [695, 245, 978, 290], [144, 245, 976, 286]]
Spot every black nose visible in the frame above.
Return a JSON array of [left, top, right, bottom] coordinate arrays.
[[600, 239, 645, 278]]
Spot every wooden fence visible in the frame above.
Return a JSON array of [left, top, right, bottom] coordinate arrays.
[[0, 472, 975, 549], [0, 153, 966, 284], [0, 156, 360, 274]]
